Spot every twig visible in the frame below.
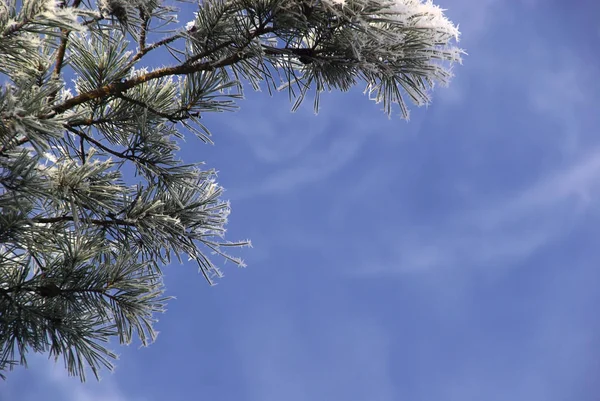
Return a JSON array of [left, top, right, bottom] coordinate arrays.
[[0, 137, 30, 155], [127, 26, 197, 68], [33, 215, 136, 227], [50, 26, 274, 116], [138, 6, 150, 51], [48, 0, 83, 104]]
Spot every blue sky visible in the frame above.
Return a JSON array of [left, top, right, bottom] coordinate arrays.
[[3, 0, 600, 400]]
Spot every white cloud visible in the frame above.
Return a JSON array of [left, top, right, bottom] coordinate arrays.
[[227, 90, 427, 200], [236, 135, 364, 199], [527, 47, 598, 158], [438, 0, 501, 40], [353, 146, 600, 277], [220, 93, 327, 165], [4, 356, 142, 401], [334, 28, 600, 278]]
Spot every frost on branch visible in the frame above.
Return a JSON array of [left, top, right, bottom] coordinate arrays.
[[59, 0, 462, 119], [0, 0, 462, 382], [236, 0, 464, 118]]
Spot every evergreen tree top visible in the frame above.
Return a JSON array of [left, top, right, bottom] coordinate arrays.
[[0, 0, 462, 382]]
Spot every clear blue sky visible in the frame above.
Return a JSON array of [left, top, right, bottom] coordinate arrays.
[[3, 0, 600, 400]]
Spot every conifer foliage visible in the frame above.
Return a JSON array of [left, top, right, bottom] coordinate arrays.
[[0, 0, 462, 381]]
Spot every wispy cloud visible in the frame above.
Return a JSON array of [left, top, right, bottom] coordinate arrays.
[[236, 134, 364, 199], [235, 306, 395, 401], [326, 20, 600, 278], [526, 46, 599, 158], [225, 89, 428, 200], [352, 145, 600, 277], [440, 0, 501, 40], [4, 356, 141, 401], [224, 100, 325, 165]]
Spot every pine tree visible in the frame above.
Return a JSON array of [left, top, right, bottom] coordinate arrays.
[[0, 0, 462, 381]]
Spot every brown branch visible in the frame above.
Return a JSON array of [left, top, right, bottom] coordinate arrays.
[[116, 93, 200, 122], [1, 18, 30, 38], [82, 14, 105, 26], [79, 134, 86, 164], [0, 136, 30, 155], [33, 215, 136, 227], [66, 117, 114, 127], [116, 93, 174, 120], [48, 0, 83, 105], [65, 126, 160, 172], [65, 126, 134, 162], [1, 284, 121, 306], [181, 33, 239, 66], [50, 26, 274, 117], [53, 0, 83, 77], [52, 37, 72, 77], [128, 29, 189, 67], [138, 7, 150, 52], [42, 286, 126, 307], [52, 53, 237, 115]]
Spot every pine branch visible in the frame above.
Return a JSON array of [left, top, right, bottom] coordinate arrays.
[[49, 0, 84, 104], [128, 25, 196, 67], [57, 60, 203, 115], [115, 93, 200, 122], [0, 0, 462, 381], [53, 0, 83, 79], [64, 126, 186, 177], [52, 25, 273, 116], [65, 127, 143, 164], [138, 6, 150, 51], [0, 137, 30, 156], [1, 19, 30, 38], [32, 215, 136, 227]]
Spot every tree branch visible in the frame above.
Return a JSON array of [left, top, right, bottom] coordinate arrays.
[[50, 26, 274, 116], [32, 215, 136, 227], [1, 18, 30, 38], [116, 93, 200, 122], [138, 6, 150, 52], [53, 0, 83, 78], [49, 0, 83, 104], [127, 26, 195, 68], [0, 137, 30, 156], [65, 126, 131, 160], [66, 117, 115, 127], [65, 126, 159, 172]]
